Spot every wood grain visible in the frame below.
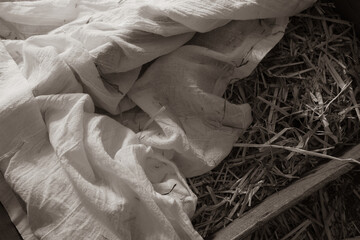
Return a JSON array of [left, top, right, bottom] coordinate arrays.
[[212, 144, 360, 240]]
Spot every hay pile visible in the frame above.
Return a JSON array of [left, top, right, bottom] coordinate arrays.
[[190, 0, 360, 238]]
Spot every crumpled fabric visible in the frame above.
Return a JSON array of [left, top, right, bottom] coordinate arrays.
[[0, 0, 315, 239]]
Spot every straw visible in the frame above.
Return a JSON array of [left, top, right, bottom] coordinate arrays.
[[190, 0, 360, 238]]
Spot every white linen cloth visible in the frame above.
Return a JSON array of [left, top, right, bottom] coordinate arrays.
[[0, 0, 315, 239]]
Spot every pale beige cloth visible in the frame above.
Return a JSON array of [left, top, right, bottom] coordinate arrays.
[[0, 0, 315, 239]]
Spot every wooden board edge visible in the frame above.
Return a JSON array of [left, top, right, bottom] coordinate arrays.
[[211, 144, 360, 240]]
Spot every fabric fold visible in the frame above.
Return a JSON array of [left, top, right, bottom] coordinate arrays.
[[0, 0, 316, 239]]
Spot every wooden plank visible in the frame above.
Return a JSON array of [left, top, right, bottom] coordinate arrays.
[[211, 144, 360, 240]]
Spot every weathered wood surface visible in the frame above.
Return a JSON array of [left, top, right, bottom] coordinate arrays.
[[212, 144, 360, 240]]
